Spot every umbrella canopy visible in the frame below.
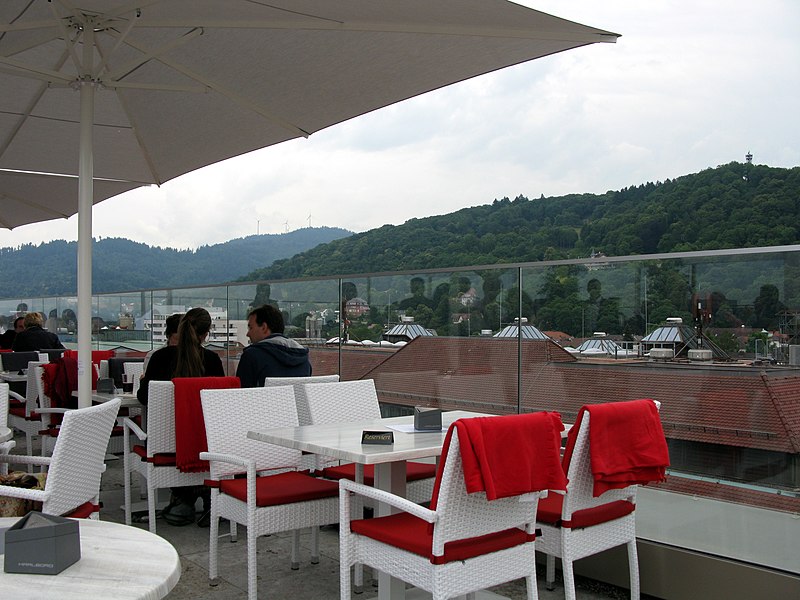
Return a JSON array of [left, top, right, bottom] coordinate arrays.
[[0, 1, 618, 405], [0, 169, 139, 229]]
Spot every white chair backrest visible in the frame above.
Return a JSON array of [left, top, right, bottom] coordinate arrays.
[[98, 359, 109, 379], [201, 386, 301, 480], [146, 381, 178, 455], [430, 431, 540, 556], [125, 361, 145, 395], [0, 382, 7, 428], [264, 374, 340, 425], [21, 361, 46, 414], [32, 364, 58, 425], [302, 379, 380, 425], [43, 398, 121, 516], [562, 400, 661, 518]]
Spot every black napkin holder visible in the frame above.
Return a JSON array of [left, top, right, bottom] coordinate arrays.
[[96, 377, 115, 394], [361, 430, 394, 445], [4, 511, 80, 575], [414, 406, 442, 431]]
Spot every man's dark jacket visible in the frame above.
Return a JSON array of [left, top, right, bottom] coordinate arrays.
[[236, 334, 311, 387], [12, 325, 64, 352]]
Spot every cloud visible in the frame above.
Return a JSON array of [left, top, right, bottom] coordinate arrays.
[[1, 0, 798, 251]]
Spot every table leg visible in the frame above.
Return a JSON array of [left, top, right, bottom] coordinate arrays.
[[374, 460, 408, 600]]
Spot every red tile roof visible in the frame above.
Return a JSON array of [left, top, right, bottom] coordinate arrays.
[[359, 337, 800, 454]]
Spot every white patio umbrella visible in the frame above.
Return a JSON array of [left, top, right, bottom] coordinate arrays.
[[0, 1, 618, 406]]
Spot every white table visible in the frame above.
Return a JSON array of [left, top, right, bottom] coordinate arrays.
[[71, 390, 141, 408], [0, 517, 180, 599], [0, 426, 11, 443], [248, 410, 491, 600]]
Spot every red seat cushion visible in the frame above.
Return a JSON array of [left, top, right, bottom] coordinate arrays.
[[537, 493, 635, 529], [64, 501, 101, 518], [351, 511, 533, 565], [321, 461, 437, 486], [8, 406, 31, 419], [219, 471, 338, 507], [132, 444, 177, 466]]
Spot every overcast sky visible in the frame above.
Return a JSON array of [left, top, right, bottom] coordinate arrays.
[[1, 0, 798, 251]]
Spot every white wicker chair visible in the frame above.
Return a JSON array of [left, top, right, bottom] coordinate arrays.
[[263, 374, 340, 426], [6, 361, 46, 456], [200, 385, 339, 600], [125, 361, 145, 396], [339, 422, 546, 600], [0, 398, 121, 518], [537, 400, 662, 600], [0, 383, 15, 474], [303, 379, 437, 499], [122, 380, 209, 533]]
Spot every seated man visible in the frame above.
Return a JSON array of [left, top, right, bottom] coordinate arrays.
[[236, 305, 311, 387], [12, 312, 65, 352]]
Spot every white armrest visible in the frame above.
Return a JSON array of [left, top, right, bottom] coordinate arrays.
[[0, 486, 45, 502], [121, 416, 146, 441], [0, 454, 52, 466], [339, 478, 437, 523]]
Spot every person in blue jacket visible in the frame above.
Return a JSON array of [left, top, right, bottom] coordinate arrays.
[[236, 304, 311, 387]]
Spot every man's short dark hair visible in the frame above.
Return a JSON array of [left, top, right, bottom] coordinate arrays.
[[164, 313, 184, 337], [248, 304, 284, 334], [13, 316, 24, 329]]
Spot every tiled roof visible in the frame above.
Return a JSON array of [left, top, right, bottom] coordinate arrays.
[[358, 337, 800, 454]]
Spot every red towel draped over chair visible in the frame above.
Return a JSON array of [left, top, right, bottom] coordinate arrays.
[[42, 356, 99, 413], [173, 376, 240, 472], [433, 412, 567, 505], [568, 399, 669, 496], [63, 349, 115, 368]]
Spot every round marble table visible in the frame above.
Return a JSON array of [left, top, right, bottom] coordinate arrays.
[[0, 517, 180, 599]]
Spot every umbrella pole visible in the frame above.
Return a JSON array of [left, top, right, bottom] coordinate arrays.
[[76, 39, 96, 409]]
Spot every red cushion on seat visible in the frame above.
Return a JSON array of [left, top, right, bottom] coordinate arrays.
[[351, 511, 533, 565], [64, 501, 101, 518], [537, 493, 635, 529], [132, 444, 177, 466], [8, 406, 30, 418], [219, 471, 339, 506], [321, 461, 437, 486], [9, 398, 24, 408]]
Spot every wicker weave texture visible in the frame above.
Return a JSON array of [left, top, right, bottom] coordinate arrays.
[[6, 362, 46, 456], [122, 380, 209, 533], [340, 433, 542, 600], [263, 375, 339, 426], [201, 385, 339, 600], [537, 409, 643, 600]]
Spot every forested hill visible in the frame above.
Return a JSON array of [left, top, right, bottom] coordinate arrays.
[[244, 162, 800, 281], [0, 227, 351, 297]]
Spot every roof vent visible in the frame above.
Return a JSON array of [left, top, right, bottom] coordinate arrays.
[[401, 316, 415, 323], [688, 349, 713, 362], [650, 348, 675, 360], [592, 331, 607, 337], [480, 329, 493, 336], [513, 317, 529, 324], [665, 317, 683, 324]]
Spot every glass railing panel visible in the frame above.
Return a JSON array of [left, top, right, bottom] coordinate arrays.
[[92, 291, 154, 353], [351, 268, 521, 416]]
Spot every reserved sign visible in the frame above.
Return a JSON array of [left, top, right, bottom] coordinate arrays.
[[361, 430, 394, 445]]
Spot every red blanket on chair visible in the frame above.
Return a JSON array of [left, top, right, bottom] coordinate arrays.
[[575, 399, 669, 496], [173, 376, 240, 473], [447, 412, 567, 502]]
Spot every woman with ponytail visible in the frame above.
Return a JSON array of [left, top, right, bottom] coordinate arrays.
[[138, 307, 224, 405], [136, 307, 224, 526]]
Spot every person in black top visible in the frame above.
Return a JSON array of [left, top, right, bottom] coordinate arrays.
[[136, 307, 224, 527], [137, 307, 224, 405], [12, 313, 65, 352]]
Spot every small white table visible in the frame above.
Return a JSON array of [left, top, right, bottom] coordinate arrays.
[[0, 426, 11, 443], [71, 390, 141, 408], [0, 517, 180, 599], [248, 410, 491, 600]]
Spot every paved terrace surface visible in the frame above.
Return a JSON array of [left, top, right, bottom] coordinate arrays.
[[6, 434, 647, 599]]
